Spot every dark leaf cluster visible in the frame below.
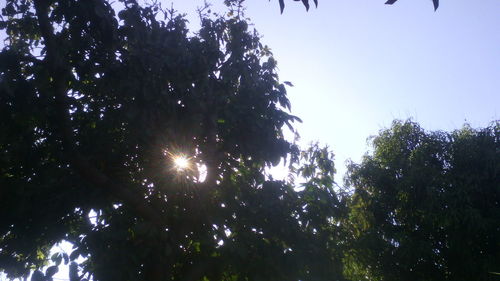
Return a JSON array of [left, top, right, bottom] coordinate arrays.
[[344, 120, 499, 281]]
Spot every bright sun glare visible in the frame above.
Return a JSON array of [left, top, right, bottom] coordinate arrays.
[[173, 155, 189, 171]]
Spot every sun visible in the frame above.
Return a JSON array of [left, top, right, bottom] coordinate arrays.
[[173, 155, 189, 171]]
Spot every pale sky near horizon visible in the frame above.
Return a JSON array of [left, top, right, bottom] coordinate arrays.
[[172, 0, 500, 181]]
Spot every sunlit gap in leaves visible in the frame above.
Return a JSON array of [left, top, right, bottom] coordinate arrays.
[[30, 210, 114, 281], [163, 149, 207, 183], [13, 210, 91, 281], [12, 240, 86, 281]]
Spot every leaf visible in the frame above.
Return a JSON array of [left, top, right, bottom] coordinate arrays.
[[62, 253, 69, 265], [302, 0, 309, 11], [301, 0, 310, 11], [30, 270, 45, 281], [433, 0, 439, 10], [5, 3, 15, 15], [45, 265, 59, 277], [50, 253, 62, 266], [385, 0, 438, 9], [279, 0, 285, 13], [69, 249, 80, 261], [69, 262, 79, 281]]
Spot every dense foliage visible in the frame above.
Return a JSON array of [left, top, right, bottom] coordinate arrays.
[[344, 120, 499, 281], [0, 0, 346, 280]]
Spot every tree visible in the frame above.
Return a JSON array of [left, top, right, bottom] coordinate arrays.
[[0, 0, 346, 280], [344, 120, 499, 281]]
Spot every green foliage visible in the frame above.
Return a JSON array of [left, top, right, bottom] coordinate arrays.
[[344, 120, 500, 281], [0, 0, 345, 280]]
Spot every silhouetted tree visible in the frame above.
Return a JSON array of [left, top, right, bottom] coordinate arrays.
[[344, 120, 499, 281], [0, 0, 346, 280]]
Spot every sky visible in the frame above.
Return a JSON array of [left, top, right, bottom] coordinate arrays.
[[171, 0, 500, 180]]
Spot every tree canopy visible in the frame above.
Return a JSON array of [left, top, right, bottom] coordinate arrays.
[[344, 120, 499, 281], [0, 0, 345, 280]]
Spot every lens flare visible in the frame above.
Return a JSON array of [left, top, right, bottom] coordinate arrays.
[[173, 155, 189, 171], [164, 149, 206, 182]]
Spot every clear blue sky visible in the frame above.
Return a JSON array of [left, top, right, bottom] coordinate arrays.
[[172, 0, 500, 179]]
